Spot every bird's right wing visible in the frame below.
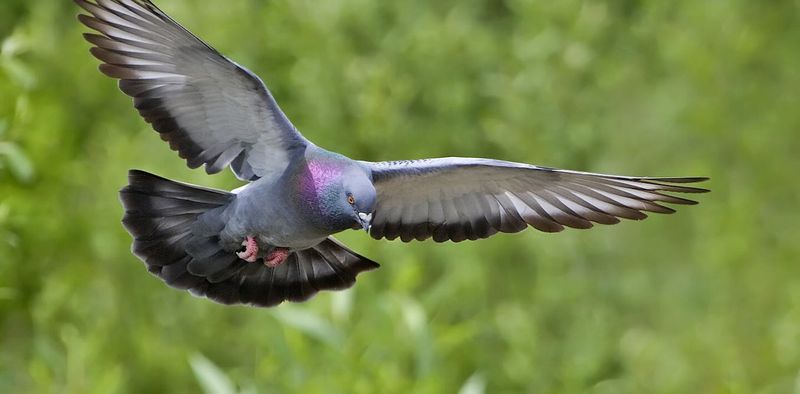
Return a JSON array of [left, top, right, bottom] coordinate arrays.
[[364, 158, 709, 242], [76, 0, 307, 181]]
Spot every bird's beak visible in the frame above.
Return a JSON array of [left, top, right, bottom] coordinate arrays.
[[358, 212, 372, 233]]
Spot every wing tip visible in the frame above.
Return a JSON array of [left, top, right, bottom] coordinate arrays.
[[73, 0, 91, 11], [642, 177, 711, 194], [653, 176, 710, 183], [76, 13, 93, 31]]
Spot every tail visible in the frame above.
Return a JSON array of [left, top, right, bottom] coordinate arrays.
[[119, 170, 379, 307]]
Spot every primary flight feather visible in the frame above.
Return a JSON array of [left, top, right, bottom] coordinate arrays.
[[76, 0, 708, 307]]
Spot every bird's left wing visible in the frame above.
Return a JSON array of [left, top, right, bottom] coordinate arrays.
[[363, 158, 709, 242], [75, 0, 307, 181]]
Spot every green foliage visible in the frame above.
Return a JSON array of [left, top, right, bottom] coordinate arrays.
[[1, 0, 798, 392]]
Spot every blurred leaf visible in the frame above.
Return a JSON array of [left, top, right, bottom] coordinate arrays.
[[1, 57, 37, 89], [1, 29, 29, 58], [458, 373, 486, 394], [330, 289, 353, 323], [189, 353, 236, 394], [400, 296, 426, 335], [1, 30, 36, 89], [271, 306, 342, 346], [0, 142, 34, 183]]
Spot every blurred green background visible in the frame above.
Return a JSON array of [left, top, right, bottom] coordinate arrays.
[[1, 0, 798, 392]]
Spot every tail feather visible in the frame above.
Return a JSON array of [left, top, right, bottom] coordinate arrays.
[[119, 169, 379, 307]]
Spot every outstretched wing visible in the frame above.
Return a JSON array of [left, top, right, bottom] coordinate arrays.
[[76, 0, 307, 180], [364, 158, 709, 242]]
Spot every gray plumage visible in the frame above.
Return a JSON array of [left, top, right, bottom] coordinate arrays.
[[77, 0, 709, 307]]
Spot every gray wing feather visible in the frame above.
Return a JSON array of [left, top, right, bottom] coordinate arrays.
[[364, 158, 709, 242], [76, 0, 307, 181]]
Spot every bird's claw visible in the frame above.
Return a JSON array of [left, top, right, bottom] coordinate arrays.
[[236, 236, 259, 263], [236, 236, 289, 268], [265, 248, 290, 268]]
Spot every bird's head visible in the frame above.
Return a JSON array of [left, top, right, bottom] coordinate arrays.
[[341, 168, 376, 232], [296, 158, 376, 233]]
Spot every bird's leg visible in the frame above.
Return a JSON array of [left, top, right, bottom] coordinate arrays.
[[264, 247, 290, 268], [236, 236, 259, 263]]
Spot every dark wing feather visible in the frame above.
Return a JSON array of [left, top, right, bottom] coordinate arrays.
[[75, 0, 307, 180], [154, 235, 378, 308], [363, 158, 709, 242], [204, 238, 380, 307]]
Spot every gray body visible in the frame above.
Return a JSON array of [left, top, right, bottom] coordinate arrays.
[[222, 147, 370, 251], [223, 170, 321, 251]]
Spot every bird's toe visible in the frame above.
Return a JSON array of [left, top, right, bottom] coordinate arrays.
[[236, 236, 260, 263]]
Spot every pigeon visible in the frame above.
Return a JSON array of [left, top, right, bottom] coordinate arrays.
[[75, 0, 708, 307]]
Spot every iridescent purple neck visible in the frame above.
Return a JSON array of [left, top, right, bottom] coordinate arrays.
[[294, 157, 347, 220], [300, 159, 344, 195]]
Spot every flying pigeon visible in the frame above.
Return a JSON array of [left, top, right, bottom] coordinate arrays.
[[75, 0, 708, 307]]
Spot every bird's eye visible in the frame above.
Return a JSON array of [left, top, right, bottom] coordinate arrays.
[[347, 195, 355, 205]]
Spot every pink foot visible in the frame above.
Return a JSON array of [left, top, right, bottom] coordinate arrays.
[[265, 247, 290, 268], [236, 236, 259, 263]]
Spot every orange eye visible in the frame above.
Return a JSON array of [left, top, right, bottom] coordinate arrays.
[[347, 195, 355, 205]]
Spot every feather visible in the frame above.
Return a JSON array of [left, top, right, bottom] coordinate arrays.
[[365, 158, 708, 242], [76, 0, 308, 181]]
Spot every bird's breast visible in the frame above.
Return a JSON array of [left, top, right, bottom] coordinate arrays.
[[223, 182, 333, 250]]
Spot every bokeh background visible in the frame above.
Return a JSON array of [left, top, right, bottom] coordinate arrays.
[[1, 0, 798, 392]]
